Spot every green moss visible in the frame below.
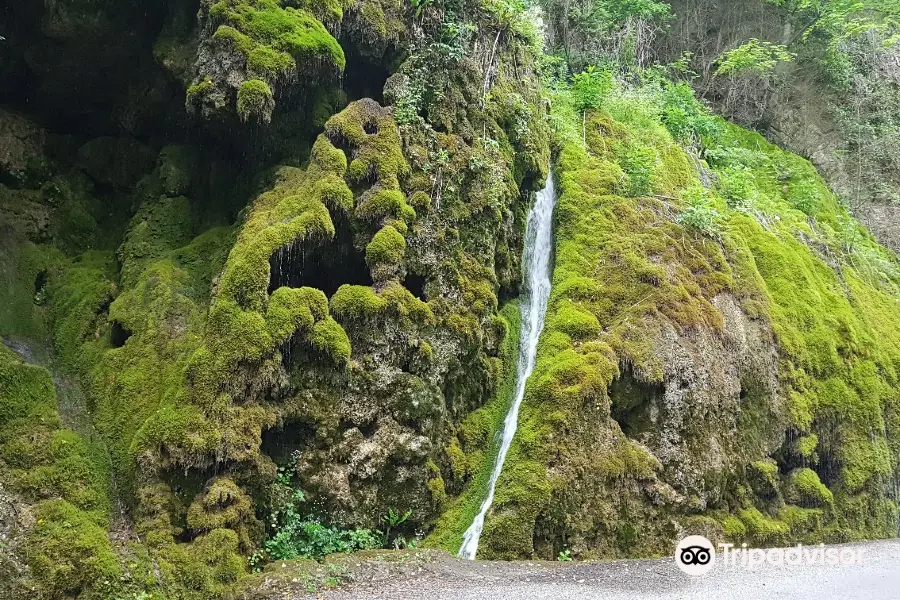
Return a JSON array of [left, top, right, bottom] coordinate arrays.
[[186, 77, 215, 103], [323, 100, 408, 188], [309, 317, 351, 365], [247, 45, 296, 81], [330, 285, 388, 321], [721, 514, 748, 539], [778, 505, 825, 541], [213, 24, 253, 54], [474, 76, 900, 558], [0, 347, 112, 527], [25, 499, 121, 599], [786, 468, 834, 507], [187, 478, 261, 549], [237, 79, 274, 122], [0, 236, 61, 338], [0, 344, 57, 427], [200, 0, 346, 120], [156, 529, 247, 599], [797, 434, 818, 457], [549, 301, 601, 339], [355, 189, 416, 224], [737, 507, 790, 545], [366, 225, 406, 273], [747, 459, 780, 499], [118, 195, 194, 287]]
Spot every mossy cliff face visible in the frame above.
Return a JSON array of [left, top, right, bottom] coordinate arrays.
[[3, 0, 900, 597], [1, 0, 549, 597], [472, 84, 900, 559], [179, 0, 404, 123]]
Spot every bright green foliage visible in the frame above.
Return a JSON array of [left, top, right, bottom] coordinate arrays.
[[260, 480, 382, 561], [766, 0, 900, 50], [571, 66, 613, 112], [715, 39, 795, 77], [677, 185, 722, 238], [619, 145, 657, 196], [659, 81, 725, 146]]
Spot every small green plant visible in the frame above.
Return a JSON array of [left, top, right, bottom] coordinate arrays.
[[717, 166, 758, 210], [383, 507, 412, 548], [620, 145, 657, 196], [659, 81, 724, 146], [260, 470, 383, 562], [557, 548, 573, 561], [572, 65, 614, 112], [677, 202, 722, 239]]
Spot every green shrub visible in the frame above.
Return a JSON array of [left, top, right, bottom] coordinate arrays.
[[571, 66, 614, 112], [715, 39, 794, 77], [717, 166, 757, 209], [677, 198, 721, 239], [262, 488, 382, 561], [660, 81, 724, 145]]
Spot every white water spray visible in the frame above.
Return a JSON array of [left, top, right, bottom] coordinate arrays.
[[458, 173, 556, 560]]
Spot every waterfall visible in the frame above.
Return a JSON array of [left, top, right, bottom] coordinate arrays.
[[458, 172, 557, 560]]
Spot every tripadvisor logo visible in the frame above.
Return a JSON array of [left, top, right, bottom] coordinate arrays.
[[675, 535, 867, 576], [675, 535, 716, 576]]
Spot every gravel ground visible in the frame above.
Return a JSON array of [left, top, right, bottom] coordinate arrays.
[[321, 540, 900, 600]]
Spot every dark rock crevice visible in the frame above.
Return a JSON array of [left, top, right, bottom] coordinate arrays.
[[267, 214, 372, 297], [609, 366, 664, 440]]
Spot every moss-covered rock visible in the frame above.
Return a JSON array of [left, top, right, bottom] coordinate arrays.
[[187, 0, 345, 122], [475, 79, 900, 559]]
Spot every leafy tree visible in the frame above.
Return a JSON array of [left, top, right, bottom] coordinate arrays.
[[540, 0, 671, 72], [711, 39, 794, 124], [715, 39, 794, 77]]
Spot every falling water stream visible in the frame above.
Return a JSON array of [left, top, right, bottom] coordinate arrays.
[[458, 173, 557, 560]]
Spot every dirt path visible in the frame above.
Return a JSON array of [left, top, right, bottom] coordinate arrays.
[[319, 540, 900, 600]]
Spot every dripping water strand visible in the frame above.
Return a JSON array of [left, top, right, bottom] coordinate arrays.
[[458, 172, 556, 560]]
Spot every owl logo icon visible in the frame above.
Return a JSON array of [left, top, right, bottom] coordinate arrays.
[[675, 535, 716, 576]]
